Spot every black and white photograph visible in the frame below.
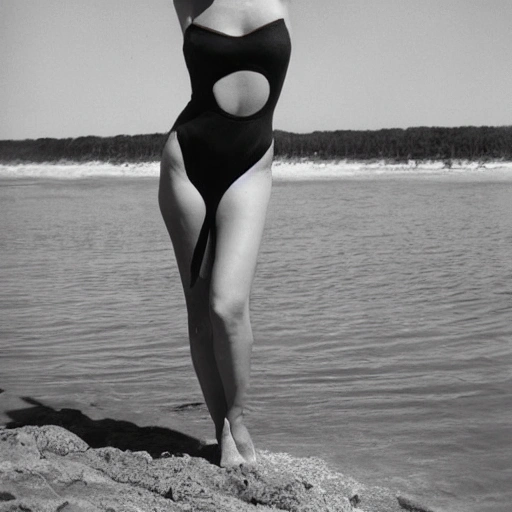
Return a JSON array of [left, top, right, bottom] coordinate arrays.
[[1, 1, 511, 511]]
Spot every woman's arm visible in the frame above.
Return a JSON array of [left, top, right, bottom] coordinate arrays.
[[174, 0, 215, 32], [173, 0, 196, 32]]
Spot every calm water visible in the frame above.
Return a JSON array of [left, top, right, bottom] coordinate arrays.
[[1, 168, 511, 512]]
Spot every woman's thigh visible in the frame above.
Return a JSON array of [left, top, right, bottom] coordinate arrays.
[[159, 131, 207, 293], [210, 143, 274, 308]]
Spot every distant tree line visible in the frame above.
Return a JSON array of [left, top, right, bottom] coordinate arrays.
[[1, 126, 512, 163], [0, 134, 165, 163], [274, 126, 512, 161]]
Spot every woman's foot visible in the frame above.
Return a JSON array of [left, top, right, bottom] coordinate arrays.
[[219, 418, 245, 468], [230, 417, 257, 464]]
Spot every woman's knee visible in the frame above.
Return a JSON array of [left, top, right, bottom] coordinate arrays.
[[187, 307, 214, 353], [186, 286, 212, 338], [209, 291, 250, 333]]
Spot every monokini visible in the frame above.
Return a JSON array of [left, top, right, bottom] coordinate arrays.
[[171, 18, 291, 287]]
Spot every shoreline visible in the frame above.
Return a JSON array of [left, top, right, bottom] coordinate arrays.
[[0, 396, 446, 512], [0, 393, 442, 512], [1, 159, 512, 181]]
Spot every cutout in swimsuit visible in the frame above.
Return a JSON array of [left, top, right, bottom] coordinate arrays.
[[171, 18, 291, 287]]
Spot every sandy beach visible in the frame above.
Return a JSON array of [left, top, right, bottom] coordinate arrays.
[[1, 159, 512, 180]]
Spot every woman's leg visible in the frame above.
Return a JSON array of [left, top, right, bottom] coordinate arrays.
[[159, 132, 228, 443], [209, 143, 274, 465], [160, 132, 273, 466]]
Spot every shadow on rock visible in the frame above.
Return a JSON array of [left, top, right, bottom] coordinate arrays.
[[1, 395, 411, 511], [4, 396, 219, 464]]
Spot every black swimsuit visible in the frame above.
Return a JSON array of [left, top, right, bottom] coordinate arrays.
[[171, 18, 291, 287]]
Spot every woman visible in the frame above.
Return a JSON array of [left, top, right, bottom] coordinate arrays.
[[159, 0, 291, 467]]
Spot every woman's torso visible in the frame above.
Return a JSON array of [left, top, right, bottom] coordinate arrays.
[[169, 0, 292, 286], [171, 0, 291, 128]]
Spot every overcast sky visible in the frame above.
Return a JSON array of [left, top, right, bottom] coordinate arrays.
[[2, 0, 512, 139]]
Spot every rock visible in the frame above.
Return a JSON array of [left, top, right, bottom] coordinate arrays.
[[0, 425, 411, 512], [32, 425, 90, 455]]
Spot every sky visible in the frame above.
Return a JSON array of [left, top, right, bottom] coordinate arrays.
[[1, 0, 512, 140]]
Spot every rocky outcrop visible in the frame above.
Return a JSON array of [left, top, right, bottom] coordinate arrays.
[[0, 424, 414, 512]]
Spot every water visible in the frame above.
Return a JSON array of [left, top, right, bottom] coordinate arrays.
[[1, 167, 511, 512]]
